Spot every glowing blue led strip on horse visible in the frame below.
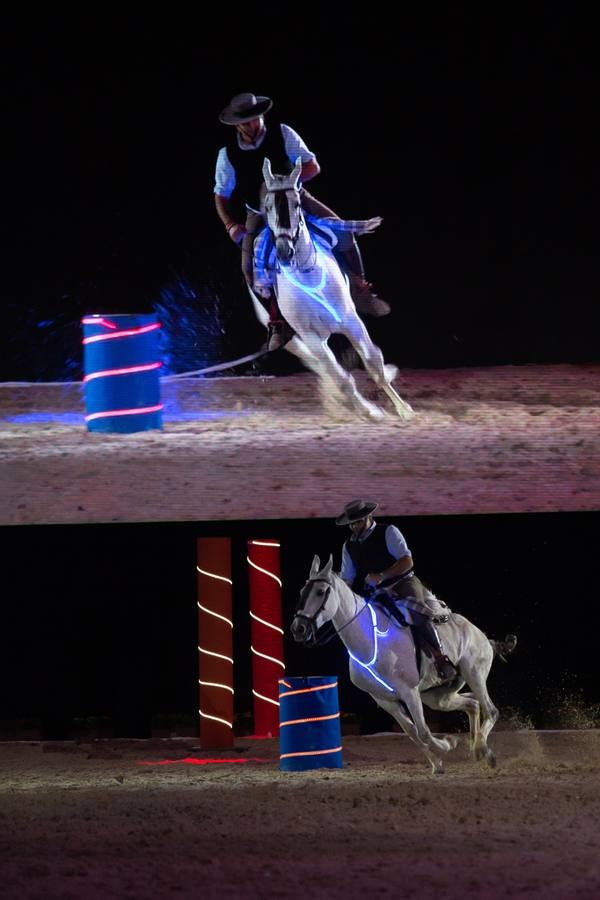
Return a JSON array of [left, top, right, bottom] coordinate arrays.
[[279, 246, 342, 324], [346, 603, 395, 692]]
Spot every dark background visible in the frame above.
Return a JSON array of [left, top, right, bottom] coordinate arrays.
[[2, 7, 598, 380], [1, 512, 597, 739], [1, 9, 598, 736]]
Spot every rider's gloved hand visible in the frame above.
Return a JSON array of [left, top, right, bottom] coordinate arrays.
[[226, 222, 246, 245]]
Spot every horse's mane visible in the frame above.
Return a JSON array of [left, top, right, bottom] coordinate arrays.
[[331, 570, 368, 608], [330, 570, 403, 632]]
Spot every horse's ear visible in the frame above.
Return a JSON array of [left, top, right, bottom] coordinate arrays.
[[322, 555, 334, 577], [310, 555, 321, 578], [291, 156, 302, 186], [262, 157, 274, 184]]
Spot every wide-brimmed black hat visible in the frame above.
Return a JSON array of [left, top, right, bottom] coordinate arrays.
[[335, 500, 379, 525], [219, 92, 273, 125]]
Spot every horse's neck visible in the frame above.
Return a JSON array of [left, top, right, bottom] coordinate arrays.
[[331, 575, 373, 655], [290, 218, 316, 272]]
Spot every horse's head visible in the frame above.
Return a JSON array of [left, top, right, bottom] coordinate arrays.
[[262, 156, 303, 266], [290, 554, 338, 645]]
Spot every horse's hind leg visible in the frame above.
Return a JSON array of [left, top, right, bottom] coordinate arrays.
[[460, 660, 499, 767], [421, 684, 481, 757], [340, 317, 413, 419]]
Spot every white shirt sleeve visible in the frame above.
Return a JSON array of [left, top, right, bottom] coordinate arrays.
[[280, 123, 317, 166], [214, 147, 236, 197], [385, 526, 411, 561], [340, 542, 356, 583]]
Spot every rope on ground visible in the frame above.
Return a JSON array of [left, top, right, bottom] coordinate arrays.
[[161, 349, 267, 380], [0, 348, 269, 388]]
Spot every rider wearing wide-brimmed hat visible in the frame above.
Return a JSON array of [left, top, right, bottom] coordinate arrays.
[[214, 92, 390, 351], [336, 500, 456, 682]]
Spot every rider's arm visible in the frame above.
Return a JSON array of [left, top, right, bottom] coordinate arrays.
[[299, 158, 320, 183], [366, 555, 414, 588], [365, 526, 413, 587], [281, 124, 321, 183], [214, 148, 245, 243], [214, 194, 246, 244], [340, 543, 356, 586]]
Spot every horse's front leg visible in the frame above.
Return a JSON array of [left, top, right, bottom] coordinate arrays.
[[340, 315, 413, 420], [398, 687, 459, 773], [375, 695, 452, 775], [301, 337, 385, 421]]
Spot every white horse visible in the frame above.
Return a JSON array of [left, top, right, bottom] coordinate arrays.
[[249, 157, 413, 421], [291, 555, 517, 774]]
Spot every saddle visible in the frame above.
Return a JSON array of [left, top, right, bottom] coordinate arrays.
[[371, 593, 450, 681], [252, 216, 349, 296], [369, 594, 423, 674]]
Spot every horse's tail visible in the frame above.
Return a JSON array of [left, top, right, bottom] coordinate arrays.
[[489, 633, 518, 662]]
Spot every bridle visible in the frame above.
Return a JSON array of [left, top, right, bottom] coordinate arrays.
[[265, 187, 304, 246], [293, 575, 368, 648]]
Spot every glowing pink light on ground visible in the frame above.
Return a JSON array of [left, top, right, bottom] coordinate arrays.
[[137, 757, 270, 766]]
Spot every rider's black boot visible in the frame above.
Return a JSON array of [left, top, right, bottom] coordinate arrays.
[[266, 293, 295, 351], [267, 319, 295, 351], [417, 616, 456, 681], [340, 242, 391, 317]]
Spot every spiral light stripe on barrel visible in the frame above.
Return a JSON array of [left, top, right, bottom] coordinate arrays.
[[247, 539, 284, 736]]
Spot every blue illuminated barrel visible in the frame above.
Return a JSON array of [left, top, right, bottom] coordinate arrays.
[[82, 313, 163, 433], [278, 676, 343, 772]]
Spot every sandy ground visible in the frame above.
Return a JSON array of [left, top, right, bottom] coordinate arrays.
[[1, 363, 599, 525], [1, 731, 599, 899]]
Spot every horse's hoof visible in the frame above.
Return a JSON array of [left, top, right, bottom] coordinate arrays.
[[384, 363, 398, 383], [445, 735, 460, 751], [486, 749, 497, 768], [431, 761, 445, 775], [363, 402, 385, 420]]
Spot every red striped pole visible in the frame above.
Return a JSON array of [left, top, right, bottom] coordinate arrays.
[[197, 538, 234, 748], [247, 539, 285, 737]]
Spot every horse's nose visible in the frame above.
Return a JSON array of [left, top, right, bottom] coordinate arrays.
[[276, 236, 295, 264], [290, 616, 309, 643]]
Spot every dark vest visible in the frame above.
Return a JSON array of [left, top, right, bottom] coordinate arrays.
[[345, 525, 397, 594], [225, 121, 291, 213]]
